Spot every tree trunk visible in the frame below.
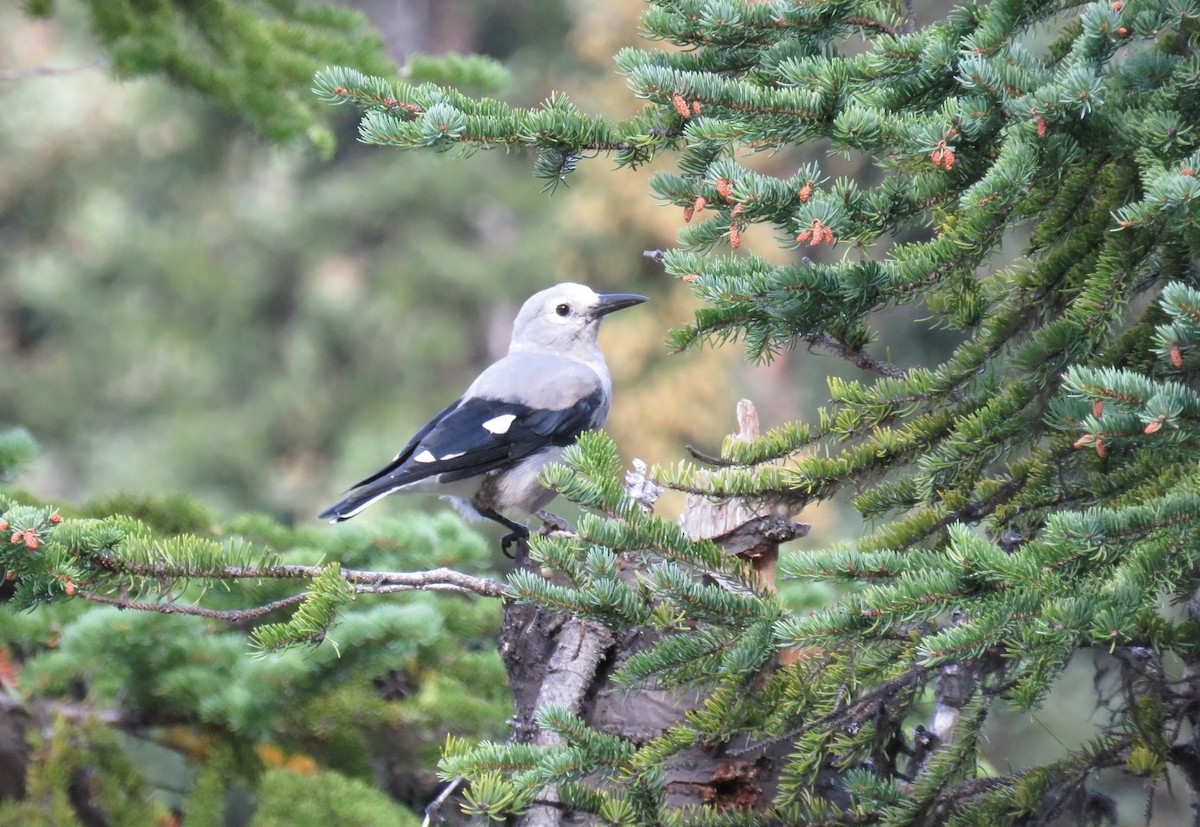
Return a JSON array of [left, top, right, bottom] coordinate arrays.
[[498, 401, 809, 824]]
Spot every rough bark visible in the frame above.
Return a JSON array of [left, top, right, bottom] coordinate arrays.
[[497, 400, 811, 824]]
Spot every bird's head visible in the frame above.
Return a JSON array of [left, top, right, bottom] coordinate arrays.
[[509, 283, 647, 356]]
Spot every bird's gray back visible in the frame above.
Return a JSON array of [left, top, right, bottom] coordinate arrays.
[[466, 351, 611, 427]]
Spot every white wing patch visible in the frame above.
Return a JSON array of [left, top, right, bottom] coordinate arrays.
[[414, 450, 437, 463], [440, 451, 465, 460], [482, 414, 517, 435]]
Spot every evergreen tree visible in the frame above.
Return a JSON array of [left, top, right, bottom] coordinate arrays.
[[19, 0, 401, 152], [306, 0, 1200, 823], [8, 0, 1200, 825]]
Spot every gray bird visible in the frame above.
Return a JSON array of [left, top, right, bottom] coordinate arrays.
[[319, 282, 647, 548]]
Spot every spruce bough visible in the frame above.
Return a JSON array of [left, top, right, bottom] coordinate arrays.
[[317, 0, 1200, 822]]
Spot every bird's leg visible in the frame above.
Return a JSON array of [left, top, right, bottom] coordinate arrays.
[[535, 510, 573, 536], [478, 507, 529, 558]]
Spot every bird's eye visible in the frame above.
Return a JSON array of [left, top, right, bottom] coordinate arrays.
[[555, 303, 571, 317]]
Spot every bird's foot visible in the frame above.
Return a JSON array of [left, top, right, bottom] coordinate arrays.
[[500, 528, 529, 559], [478, 507, 531, 559], [535, 510, 573, 536]]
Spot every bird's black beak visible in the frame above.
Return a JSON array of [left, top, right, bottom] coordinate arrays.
[[593, 293, 648, 318]]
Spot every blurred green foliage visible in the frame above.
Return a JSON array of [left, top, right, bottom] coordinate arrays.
[[1, 478, 512, 820], [0, 1, 665, 525], [25, 0, 399, 151], [0, 3, 609, 822]]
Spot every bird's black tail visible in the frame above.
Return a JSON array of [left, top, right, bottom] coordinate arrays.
[[317, 481, 396, 523]]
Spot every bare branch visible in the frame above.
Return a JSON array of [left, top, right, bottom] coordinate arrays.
[[69, 566, 505, 622], [422, 776, 465, 827], [0, 691, 124, 727], [804, 333, 908, 379], [805, 333, 966, 402], [78, 590, 308, 622], [333, 565, 506, 597], [88, 555, 506, 599], [0, 58, 107, 81], [523, 619, 615, 827]]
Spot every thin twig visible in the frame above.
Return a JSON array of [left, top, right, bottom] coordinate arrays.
[[0, 691, 124, 725], [77, 590, 308, 622], [422, 776, 465, 827], [805, 333, 908, 379], [0, 57, 107, 81], [847, 15, 898, 36], [805, 333, 966, 402]]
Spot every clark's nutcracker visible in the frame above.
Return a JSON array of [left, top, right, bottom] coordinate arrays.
[[319, 282, 647, 547]]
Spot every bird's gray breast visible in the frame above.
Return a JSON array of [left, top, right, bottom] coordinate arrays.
[[473, 446, 563, 515]]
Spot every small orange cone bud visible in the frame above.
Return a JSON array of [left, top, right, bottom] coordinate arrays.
[[716, 178, 734, 201], [1144, 420, 1163, 434], [683, 273, 700, 283], [672, 92, 691, 118], [683, 205, 695, 223], [691, 100, 702, 115], [798, 180, 813, 202], [1074, 434, 1096, 449], [1095, 438, 1106, 457], [1171, 345, 1183, 367], [1182, 169, 1195, 177], [931, 141, 956, 170], [10, 532, 21, 545], [49, 513, 62, 525], [729, 225, 741, 249], [22, 532, 40, 551], [796, 219, 835, 247], [694, 195, 707, 213], [64, 579, 75, 596], [1093, 400, 1103, 418], [1037, 115, 1048, 137], [0, 520, 7, 532]]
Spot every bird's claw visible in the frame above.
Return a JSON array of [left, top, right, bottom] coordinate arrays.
[[535, 510, 573, 535], [501, 529, 529, 559]]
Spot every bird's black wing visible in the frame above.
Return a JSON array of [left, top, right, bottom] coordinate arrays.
[[428, 390, 604, 483], [318, 389, 603, 521]]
